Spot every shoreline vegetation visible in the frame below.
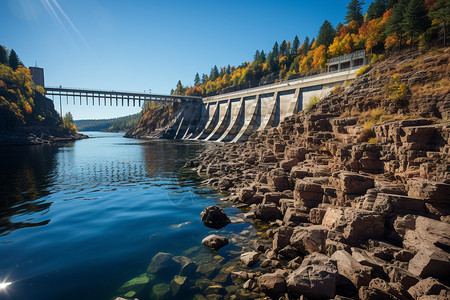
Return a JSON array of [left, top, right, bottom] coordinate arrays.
[[0, 46, 87, 146]]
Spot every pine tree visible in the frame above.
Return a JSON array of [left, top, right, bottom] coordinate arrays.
[[345, 0, 365, 25], [194, 73, 200, 86], [210, 65, 219, 80], [316, 20, 336, 47], [402, 0, 430, 49], [280, 40, 287, 55], [8, 49, 19, 70], [336, 22, 344, 33], [226, 65, 231, 74], [367, 0, 387, 20], [202, 73, 208, 83], [0, 45, 7, 65], [259, 50, 266, 63], [272, 42, 279, 58], [429, 0, 450, 46], [253, 50, 261, 61], [292, 35, 300, 54], [386, 0, 408, 49], [304, 36, 311, 53]]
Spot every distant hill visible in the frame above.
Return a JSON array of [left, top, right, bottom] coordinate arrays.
[[75, 113, 141, 132]]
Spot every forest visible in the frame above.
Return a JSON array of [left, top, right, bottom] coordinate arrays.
[[74, 113, 141, 132], [172, 0, 449, 97]]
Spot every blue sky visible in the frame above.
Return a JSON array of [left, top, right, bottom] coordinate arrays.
[[1, 0, 369, 120]]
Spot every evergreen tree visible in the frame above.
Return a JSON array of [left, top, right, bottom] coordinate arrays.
[[226, 65, 231, 74], [210, 65, 219, 80], [272, 42, 279, 58], [345, 0, 365, 25], [280, 40, 287, 55], [429, 0, 450, 46], [0, 45, 7, 65], [259, 50, 266, 63], [292, 35, 300, 54], [402, 0, 430, 48], [336, 22, 344, 33], [316, 20, 336, 47], [386, 0, 408, 48], [202, 73, 208, 83], [304, 36, 311, 53], [194, 73, 200, 86], [8, 49, 19, 70], [253, 50, 261, 61], [367, 0, 387, 20], [387, 0, 399, 9]]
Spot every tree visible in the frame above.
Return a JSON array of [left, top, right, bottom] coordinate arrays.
[[316, 20, 336, 47], [292, 35, 300, 54], [280, 40, 287, 55], [304, 36, 311, 52], [336, 22, 344, 33], [345, 0, 365, 25], [0, 45, 7, 65], [194, 73, 200, 86], [9, 49, 19, 70], [202, 73, 208, 83], [272, 42, 279, 58], [386, 0, 408, 49], [428, 0, 450, 45], [253, 50, 261, 61], [402, 0, 430, 49], [259, 50, 266, 63], [210, 65, 219, 80], [367, 0, 387, 20]]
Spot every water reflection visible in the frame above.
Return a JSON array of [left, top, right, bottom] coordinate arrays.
[[0, 146, 56, 236]]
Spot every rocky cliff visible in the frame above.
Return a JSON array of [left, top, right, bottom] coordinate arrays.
[[190, 48, 450, 299]]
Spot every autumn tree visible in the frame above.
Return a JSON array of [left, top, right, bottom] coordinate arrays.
[[367, 0, 387, 20], [316, 20, 336, 47], [336, 22, 344, 33], [292, 35, 300, 54], [9, 49, 20, 70], [194, 73, 200, 86], [0, 45, 7, 65], [428, 0, 450, 45], [345, 0, 365, 25], [402, 0, 430, 49]]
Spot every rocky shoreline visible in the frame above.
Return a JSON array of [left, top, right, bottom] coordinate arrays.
[[0, 127, 88, 146]]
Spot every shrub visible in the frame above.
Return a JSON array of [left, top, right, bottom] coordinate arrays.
[[370, 54, 385, 64], [385, 74, 409, 104], [305, 95, 320, 113], [368, 137, 377, 144], [356, 65, 372, 78], [332, 85, 341, 94]]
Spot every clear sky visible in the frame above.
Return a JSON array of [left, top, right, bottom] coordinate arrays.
[[1, 0, 369, 120]]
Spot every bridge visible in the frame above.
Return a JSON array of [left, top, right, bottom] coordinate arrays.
[[30, 51, 368, 142]]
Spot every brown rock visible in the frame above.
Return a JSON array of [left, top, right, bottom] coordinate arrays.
[[202, 235, 229, 251], [331, 250, 372, 288], [290, 225, 328, 254], [294, 179, 323, 208], [254, 203, 282, 221], [267, 168, 290, 192], [407, 179, 450, 204], [336, 172, 375, 195], [408, 248, 450, 280], [309, 207, 327, 224], [408, 277, 450, 299], [200, 206, 231, 229], [257, 273, 286, 296], [240, 251, 260, 267], [272, 226, 294, 252]]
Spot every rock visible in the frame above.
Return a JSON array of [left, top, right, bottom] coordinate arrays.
[[283, 207, 309, 225], [170, 275, 188, 296], [272, 226, 294, 252], [253, 203, 282, 221], [117, 273, 152, 294], [267, 168, 290, 192], [217, 178, 233, 191], [369, 278, 410, 300], [309, 207, 327, 224], [342, 208, 384, 244], [205, 284, 226, 295], [290, 225, 328, 254], [151, 283, 171, 300], [202, 235, 229, 251], [322, 207, 344, 229], [336, 172, 375, 195], [280, 159, 298, 171], [408, 277, 450, 299], [257, 272, 286, 296], [331, 250, 372, 288], [174, 256, 197, 277], [239, 188, 255, 203], [147, 252, 179, 278], [386, 266, 419, 290], [294, 179, 323, 208], [408, 247, 450, 280], [403, 216, 450, 253], [286, 253, 338, 299], [242, 279, 256, 290], [358, 286, 397, 300], [394, 249, 415, 262], [200, 206, 231, 229], [407, 179, 450, 203], [240, 251, 260, 267]]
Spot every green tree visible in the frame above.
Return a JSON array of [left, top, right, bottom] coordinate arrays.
[[210, 65, 219, 80], [0, 45, 7, 65], [194, 73, 200, 86], [386, 0, 408, 49], [402, 0, 430, 49], [367, 0, 387, 20], [259, 50, 266, 63], [253, 50, 261, 61], [316, 20, 336, 47], [429, 0, 450, 46], [272, 42, 279, 58], [202, 73, 208, 83], [9, 49, 19, 70], [345, 0, 365, 25], [292, 35, 300, 54], [336, 22, 344, 33], [280, 40, 287, 55]]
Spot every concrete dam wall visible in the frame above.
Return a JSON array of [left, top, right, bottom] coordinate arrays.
[[170, 68, 359, 142]]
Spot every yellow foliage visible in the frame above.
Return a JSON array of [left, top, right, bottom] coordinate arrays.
[[312, 45, 327, 70], [356, 65, 372, 77]]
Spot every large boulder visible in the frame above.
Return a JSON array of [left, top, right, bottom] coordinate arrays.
[[257, 272, 286, 296], [286, 253, 338, 299], [253, 202, 282, 221], [408, 247, 450, 281], [272, 226, 294, 252], [407, 179, 450, 203], [240, 251, 260, 267], [331, 250, 372, 288], [335, 172, 375, 195], [147, 252, 180, 278], [200, 206, 231, 229], [202, 235, 229, 251], [290, 225, 328, 255], [342, 208, 384, 245], [267, 168, 290, 192], [294, 179, 323, 208], [408, 277, 450, 299], [403, 216, 450, 252]]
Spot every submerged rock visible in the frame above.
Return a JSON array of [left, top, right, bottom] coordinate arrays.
[[147, 252, 179, 278], [200, 206, 231, 229], [202, 234, 229, 251]]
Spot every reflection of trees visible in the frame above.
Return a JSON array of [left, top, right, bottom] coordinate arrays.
[[0, 146, 57, 236]]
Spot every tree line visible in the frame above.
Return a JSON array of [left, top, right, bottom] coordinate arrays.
[[172, 0, 448, 97]]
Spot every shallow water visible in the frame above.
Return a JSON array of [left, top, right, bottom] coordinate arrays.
[[0, 132, 257, 300]]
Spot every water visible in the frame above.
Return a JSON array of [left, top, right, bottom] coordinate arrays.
[[0, 132, 257, 300]]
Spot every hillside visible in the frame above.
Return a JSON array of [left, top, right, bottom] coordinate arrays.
[[189, 48, 450, 299], [74, 113, 141, 132], [0, 49, 86, 145]]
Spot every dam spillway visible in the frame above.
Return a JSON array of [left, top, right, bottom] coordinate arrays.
[[173, 67, 360, 142]]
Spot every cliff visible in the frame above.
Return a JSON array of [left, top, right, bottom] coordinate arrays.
[[190, 48, 450, 299], [125, 103, 182, 139]]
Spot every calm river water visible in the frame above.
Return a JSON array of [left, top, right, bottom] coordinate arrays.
[[0, 132, 256, 300]]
